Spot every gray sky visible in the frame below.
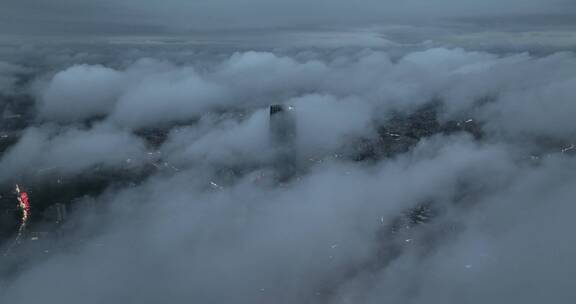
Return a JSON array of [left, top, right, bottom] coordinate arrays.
[[1, 0, 575, 36]]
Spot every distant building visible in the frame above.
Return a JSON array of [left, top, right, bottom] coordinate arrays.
[[269, 104, 297, 180]]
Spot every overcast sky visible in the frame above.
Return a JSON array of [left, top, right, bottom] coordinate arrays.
[[1, 0, 575, 36]]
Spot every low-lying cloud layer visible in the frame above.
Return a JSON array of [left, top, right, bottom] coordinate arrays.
[[1, 44, 576, 303], [35, 48, 576, 143]]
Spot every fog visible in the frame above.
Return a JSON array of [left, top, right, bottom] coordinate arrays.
[[0, 61, 26, 95], [1, 18, 576, 304]]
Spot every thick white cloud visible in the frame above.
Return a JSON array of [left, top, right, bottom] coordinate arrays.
[[40, 64, 126, 122], [36, 48, 576, 143], [161, 110, 274, 168], [3, 45, 576, 303], [291, 94, 374, 157], [0, 124, 147, 182], [112, 67, 227, 128], [1, 135, 526, 304], [333, 154, 576, 304]]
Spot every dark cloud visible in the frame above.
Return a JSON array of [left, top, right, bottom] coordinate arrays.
[[0, 0, 574, 35], [0, 61, 27, 94]]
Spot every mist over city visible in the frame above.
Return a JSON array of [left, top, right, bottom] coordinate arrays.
[[1, 1, 576, 303]]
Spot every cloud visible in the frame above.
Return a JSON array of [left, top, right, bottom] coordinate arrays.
[[3, 44, 576, 304], [0, 124, 147, 183], [160, 109, 274, 168], [39, 65, 126, 122], [35, 48, 576, 142], [0, 61, 27, 95], [334, 154, 576, 304], [479, 73, 576, 141], [290, 94, 375, 158], [1, 134, 522, 304], [0, 0, 573, 35]]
